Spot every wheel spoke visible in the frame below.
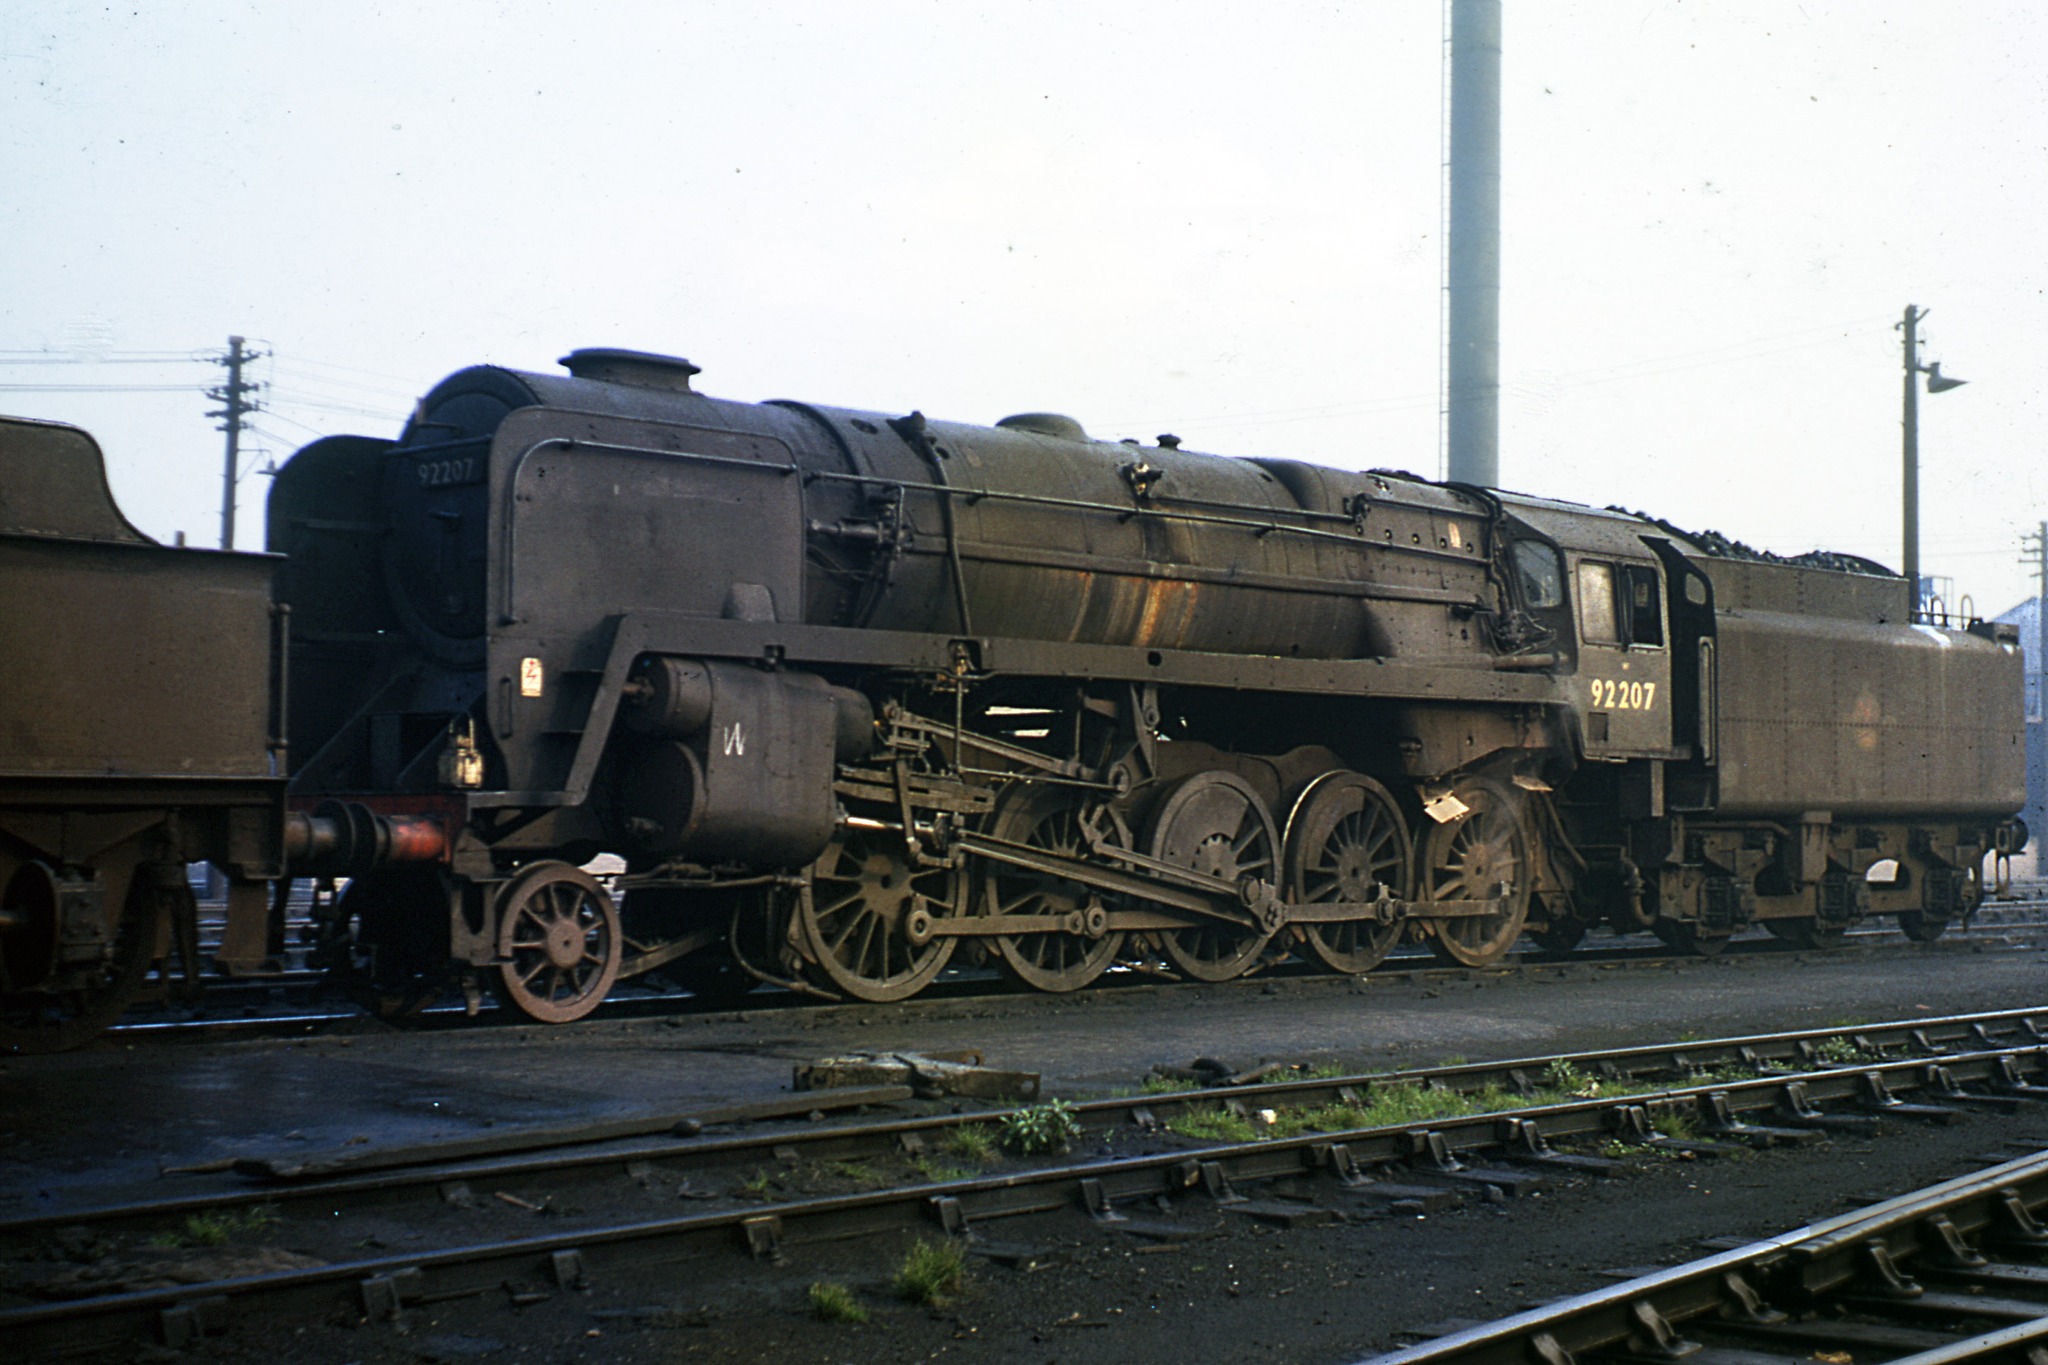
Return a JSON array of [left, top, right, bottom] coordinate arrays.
[[1148, 773, 1275, 983], [979, 788, 1125, 993], [1423, 779, 1531, 968], [494, 865, 622, 1024], [795, 829, 956, 1001], [824, 908, 870, 957]]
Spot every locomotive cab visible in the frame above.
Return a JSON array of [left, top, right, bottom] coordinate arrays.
[[1494, 496, 1680, 765]]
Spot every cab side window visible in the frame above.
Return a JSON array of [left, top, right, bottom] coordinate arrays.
[[1577, 561, 1619, 644], [1512, 540, 1565, 609], [1623, 564, 1664, 647]]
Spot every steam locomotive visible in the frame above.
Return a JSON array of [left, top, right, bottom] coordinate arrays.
[[251, 347, 2027, 1020], [0, 349, 2026, 1046]]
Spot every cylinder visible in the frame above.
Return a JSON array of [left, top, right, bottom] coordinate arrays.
[[614, 740, 705, 855], [622, 656, 715, 738]]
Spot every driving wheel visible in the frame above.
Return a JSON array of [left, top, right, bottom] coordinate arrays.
[[1422, 775, 1531, 968], [1146, 771, 1277, 983], [495, 862, 622, 1023], [1283, 771, 1410, 975], [798, 827, 958, 1002], [981, 785, 1126, 993]]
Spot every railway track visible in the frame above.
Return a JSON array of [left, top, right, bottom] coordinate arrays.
[[103, 906, 2048, 1047], [11, 1006, 2048, 1357], [1362, 1146, 2048, 1363]]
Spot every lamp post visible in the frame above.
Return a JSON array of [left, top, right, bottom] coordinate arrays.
[[1899, 303, 1967, 621]]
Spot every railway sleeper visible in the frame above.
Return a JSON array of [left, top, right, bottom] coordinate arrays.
[[1858, 1070, 1963, 1122], [1693, 1089, 1826, 1147]]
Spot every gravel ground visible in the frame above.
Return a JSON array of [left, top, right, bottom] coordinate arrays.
[[5, 932, 2048, 1362]]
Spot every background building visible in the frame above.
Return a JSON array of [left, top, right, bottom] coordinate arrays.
[[1994, 595, 2045, 880]]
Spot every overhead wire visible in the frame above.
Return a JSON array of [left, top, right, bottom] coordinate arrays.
[[263, 388, 408, 421], [271, 353, 430, 387], [0, 356, 213, 366], [1103, 314, 1895, 436], [0, 382, 211, 393]]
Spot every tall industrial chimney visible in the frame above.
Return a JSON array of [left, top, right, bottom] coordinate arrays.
[[1444, 0, 1502, 487]]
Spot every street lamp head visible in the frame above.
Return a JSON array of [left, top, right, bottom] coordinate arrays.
[[1926, 361, 1968, 394]]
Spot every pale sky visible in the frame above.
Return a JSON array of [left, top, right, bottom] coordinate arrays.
[[6, 2, 2045, 614]]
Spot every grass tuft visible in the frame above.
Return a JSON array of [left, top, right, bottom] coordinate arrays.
[[147, 1205, 279, 1250], [1166, 1105, 1262, 1143], [945, 1124, 999, 1164], [807, 1281, 868, 1324], [909, 1155, 972, 1184], [894, 1237, 967, 1306], [1654, 1106, 1700, 1141]]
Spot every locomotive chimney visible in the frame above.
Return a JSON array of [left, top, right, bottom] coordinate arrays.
[[559, 348, 701, 393]]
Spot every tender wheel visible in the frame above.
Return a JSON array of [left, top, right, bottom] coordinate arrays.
[[1422, 776, 1532, 968], [1283, 772, 1410, 975], [495, 862, 622, 1023], [1897, 911, 1949, 943], [0, 859, 159, 1055], [1146, 772, 1278, 983], [1765, 919, 1848, 950], [1652, 919, 1730, 957], [1530, 909, 1588, 955], [798, 828, 958, 1002], [981, 786, 1126, 993]]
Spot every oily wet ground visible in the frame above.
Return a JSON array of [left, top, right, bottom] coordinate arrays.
[[6, 931, 2048, 1362]]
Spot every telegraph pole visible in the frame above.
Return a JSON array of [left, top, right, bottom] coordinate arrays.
[[2025, 522, 2047, 877], [2026, 521, 2047, 708], [1898, 304, 1967, 619], [1901, 306, 1925, 609], [207, 335, 264, 550]]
